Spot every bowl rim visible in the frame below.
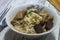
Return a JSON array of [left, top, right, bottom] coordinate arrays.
[[6, 4, 60, 36]]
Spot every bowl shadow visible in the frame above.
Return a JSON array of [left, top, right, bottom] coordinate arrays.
[[4, 29, 55, 40]]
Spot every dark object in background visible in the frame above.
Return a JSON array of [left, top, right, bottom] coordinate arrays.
[[4, 29, 55, 40], [0, 19, 7, 31]]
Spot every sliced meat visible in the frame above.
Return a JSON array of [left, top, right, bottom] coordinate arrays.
[[45, 20, 53, 30], [34, 21, 45, 33], [14, 10, 27, 20]]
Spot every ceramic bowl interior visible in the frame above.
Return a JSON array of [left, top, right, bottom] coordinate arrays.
[[6, 4, 59, 36]]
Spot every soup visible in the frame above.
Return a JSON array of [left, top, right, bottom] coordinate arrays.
[[11, 5, 53, 34]]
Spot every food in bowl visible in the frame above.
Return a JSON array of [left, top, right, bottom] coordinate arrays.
[[11, 5, 53, 34]]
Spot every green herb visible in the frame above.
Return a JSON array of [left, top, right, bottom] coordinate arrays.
[[20, 20, 24, 25], [26, 14, 29, 17], [26, 13, 31, 17], [20, 22, 23, 24]]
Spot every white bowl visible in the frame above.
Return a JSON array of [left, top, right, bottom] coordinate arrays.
[[6, 4, 60, 38]]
